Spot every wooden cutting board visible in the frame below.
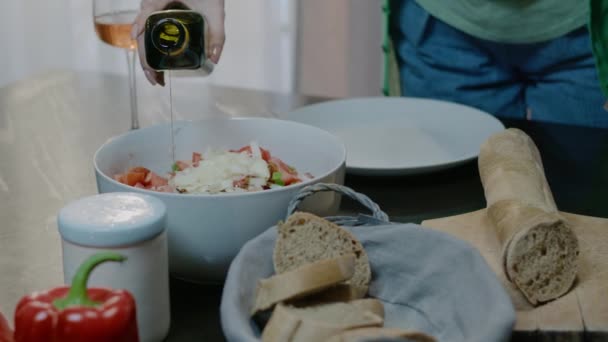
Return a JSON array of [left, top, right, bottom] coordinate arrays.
[[422, 210, 608, 342]]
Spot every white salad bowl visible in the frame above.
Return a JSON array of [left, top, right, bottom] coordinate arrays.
[[94, 117, 346, 283]]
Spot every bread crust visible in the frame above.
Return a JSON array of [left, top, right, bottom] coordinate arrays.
[[326, 327, 437, 342], [252, 255, 356, 314], [261, 300, 384, 342]]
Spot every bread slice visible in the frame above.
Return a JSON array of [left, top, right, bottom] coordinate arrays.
[[288, 284, 369, 307], [288, 298, 384, 321], [261, 299, 384, 342], [327, 327, 437, 342], [274, 212, 371, 297], [252, 254, 356, 314]]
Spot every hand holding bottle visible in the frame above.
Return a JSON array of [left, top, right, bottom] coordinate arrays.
[[132, 0, 225, 85]]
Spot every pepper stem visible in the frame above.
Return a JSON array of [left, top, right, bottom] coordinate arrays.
[[53, 252, 126, 310]]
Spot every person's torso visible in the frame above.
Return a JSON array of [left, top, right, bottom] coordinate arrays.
[[412, 0, 588, 43]]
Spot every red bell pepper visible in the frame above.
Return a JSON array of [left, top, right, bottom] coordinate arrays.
[[14, 252, 139, 342], [0, 311, 13, 342]]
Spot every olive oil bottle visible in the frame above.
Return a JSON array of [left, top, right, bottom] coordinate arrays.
[[144, 9, 213, 75]]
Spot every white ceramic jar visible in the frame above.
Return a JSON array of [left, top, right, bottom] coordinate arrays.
[[57, 192, 171, 342]]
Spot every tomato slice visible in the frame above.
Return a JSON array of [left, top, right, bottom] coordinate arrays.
[[192, 152, 202, 167], [125, 171, 147, 186], [269, 157, 301, 185], [113, 167, 151, 186], [128, 166, 150, 174], [260, 148, 271, 161], [232, 145, 271, 161], [175, 160, 191, 171], [269, 157, 298, 175]]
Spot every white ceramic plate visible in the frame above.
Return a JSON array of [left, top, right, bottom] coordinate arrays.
[[285, 97, 505, 176]]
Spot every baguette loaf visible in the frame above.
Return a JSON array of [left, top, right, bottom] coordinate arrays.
[[252, 254, 356, 314], [261, 299, 384, 342], [326, 327, 437, 342], [274, 212, 371, 297], [478, 128, 579, 305]]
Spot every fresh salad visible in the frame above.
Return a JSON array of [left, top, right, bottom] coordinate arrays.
[[113, 142, 311, 194]]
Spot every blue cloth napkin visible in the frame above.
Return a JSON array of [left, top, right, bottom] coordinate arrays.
[[220, 222, 515, 342]]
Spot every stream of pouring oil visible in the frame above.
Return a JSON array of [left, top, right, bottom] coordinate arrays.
[[169, 70, 176, 165]]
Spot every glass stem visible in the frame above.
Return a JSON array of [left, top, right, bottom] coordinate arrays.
[[126, 49, 139, 130]]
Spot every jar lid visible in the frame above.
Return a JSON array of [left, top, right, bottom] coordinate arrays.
[[58, 192, 167, 247]]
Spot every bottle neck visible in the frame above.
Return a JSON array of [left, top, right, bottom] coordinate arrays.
[[155, 19, 187, 53], [145, 9, 211, 73]]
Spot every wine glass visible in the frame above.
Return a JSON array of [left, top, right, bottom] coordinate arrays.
[[93, 0, 140, 130]]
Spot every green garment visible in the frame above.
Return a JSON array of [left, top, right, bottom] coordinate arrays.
[[413, 0, 587, 44], [590, 0, 608, 97], [382, 0, 608, 98], [382, 1, 401, 97]]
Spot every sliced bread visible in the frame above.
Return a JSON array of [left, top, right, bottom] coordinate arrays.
[[274, 212, 371, 296], [261, 299, 384, 342], [252, 254, 356, 314], [326, 327, 437, 342]]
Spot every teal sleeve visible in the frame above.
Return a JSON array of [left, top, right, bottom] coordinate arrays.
[[590, 0, 608, 98]]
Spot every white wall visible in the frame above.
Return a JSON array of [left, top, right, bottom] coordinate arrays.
[[212, 0, 296, 92], [0, 0, 296, 93], [296, 0, 383, 98]]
